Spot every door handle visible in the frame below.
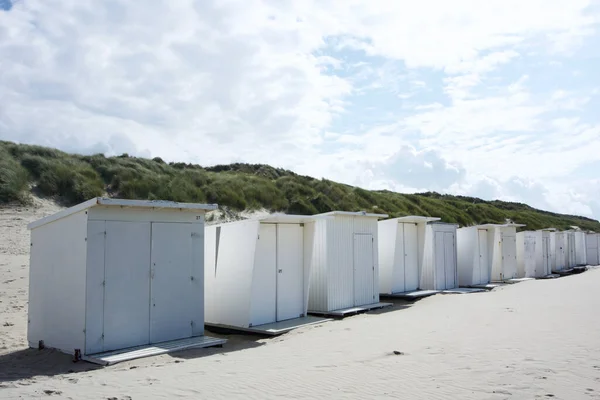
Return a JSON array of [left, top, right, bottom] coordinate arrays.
[[278, 269, 283, 273]]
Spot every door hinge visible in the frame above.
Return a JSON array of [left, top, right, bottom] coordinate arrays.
[[102, 280, 105, 286], [191, 320, 194, 326], [190, 276, 194, 281]]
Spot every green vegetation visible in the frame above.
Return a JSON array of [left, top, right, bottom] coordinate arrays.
[[1, 140, 598, 231]]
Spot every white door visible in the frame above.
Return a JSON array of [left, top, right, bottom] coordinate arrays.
[[391, 224, 405, 293], [477, 229, 489, 284], [404, 224, 419, 291], [501, 233, 517, 280], [434, 232, 446, 289], [276, 224, 304, 322], [353, 234, 375, 306], [444, 232, 456, 289], [568, 234, 576, 267], [542, 236, 551, 276], [150, 223, 194, 344], [251, 224, 277, 326], [524, 236, 536, 277], [103, 221, 151, 352]]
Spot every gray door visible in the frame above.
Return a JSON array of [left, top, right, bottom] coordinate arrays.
[[353, 234, 375, 306], [103, 221, 151, 352], [150, 223, 194, 344], [276, 224, 304, 321]]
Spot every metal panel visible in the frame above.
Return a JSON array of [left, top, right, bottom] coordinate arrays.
[[327, 216, 355, 311], [150, 223, 194, 344], [307, 219, 329, 312], [85, 220, 106, 355], [434, 231, 446, 289], [391, 223, 405, 293], [276, 224, 304, 321], [523, 233, 536, 277], [567, 233, 576, 268], [456, 227, 476, 286], [542, 234, 551, 276], [404, 224, 419, 291], [554, 232, 567, 270], [204, 220, 259, 328], [250, 224, 277, 326], [103, 221, 151, 352], [27, 211, 88, 355], [444, 232, 456, 289], [353, 233, 375, 306], [376, 219, 397, 295], [586, 233, 600, 265], [478, 229, 490, 284], [501, 231, 518, 280], [190, 223, 205, 336]]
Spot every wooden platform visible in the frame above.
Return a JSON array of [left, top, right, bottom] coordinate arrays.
[[442, 287, 487, 294], [506, 277, 535, 284], [206, 316, 331, 336], [465, 283, 505, 290], [82, 335, 227, 366], [380, 290, 439, 300], [538, 274, 561, 279], [308, 302, 393, 318]]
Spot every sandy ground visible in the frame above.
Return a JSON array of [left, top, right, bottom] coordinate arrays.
[[1, 201, 600, 399]]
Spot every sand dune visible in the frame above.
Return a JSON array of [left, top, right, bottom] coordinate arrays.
[[1, 201, 600, 399]]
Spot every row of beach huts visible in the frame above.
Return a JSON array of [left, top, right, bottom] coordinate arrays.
[[25, 198, 600, 365]]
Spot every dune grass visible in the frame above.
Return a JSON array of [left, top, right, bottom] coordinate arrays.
[[1, 140, 598, 231]]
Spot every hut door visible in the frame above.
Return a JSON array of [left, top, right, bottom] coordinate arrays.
[[353, 233, 375, 306], [149, 223, 194, 344], [403, 224, 419, 291], [252, 224, 277, 326], [443, 232, 456, 289], [477, 230, 489, 284], [276, 224, 304, 322], [391, 224, 406, 293], [501, 233, 517, 280], [542, 236, 551, 276], [103, 221, 151, 352]]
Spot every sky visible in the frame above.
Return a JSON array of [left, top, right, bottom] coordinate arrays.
[[1, 1, 599, 220]]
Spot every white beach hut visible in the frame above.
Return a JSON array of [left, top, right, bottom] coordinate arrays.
[[378, 216, 459, 295], [457, 225, 493, 287], [27, 197, 225, 365], [516, 230, 552, 278], [204, 214, 331, 334], [307, 211, 391, 316], [553, 231, 568, 271], [457, 223, 525, 285], [570, 229, 587, 266], [586, 233, 600, 266]]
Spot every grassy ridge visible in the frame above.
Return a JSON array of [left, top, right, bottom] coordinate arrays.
[[1, 140, 598, 231]]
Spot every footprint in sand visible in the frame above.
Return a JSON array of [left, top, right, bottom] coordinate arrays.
[[43, 390, 63, 396]]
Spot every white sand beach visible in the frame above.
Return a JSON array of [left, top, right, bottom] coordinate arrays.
[[1, 201, 600, 399]]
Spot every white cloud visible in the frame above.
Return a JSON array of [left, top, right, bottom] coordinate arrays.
[[0, 0, 599, 219]]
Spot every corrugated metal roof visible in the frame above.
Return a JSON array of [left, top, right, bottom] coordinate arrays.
[[28, 197, 218, 230], [315, 211, 389, 219], [391, 215, 441, 224]]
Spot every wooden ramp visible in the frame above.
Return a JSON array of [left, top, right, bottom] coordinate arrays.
[[83, 336, 226, 366], [308, 302, 393, 318], [206, 316, 331, 336], [380, 290, 439, 300], [538, 274, 561, 279], [465, 283, 505, 290], [506, 277, 535, 284], [441, 288, 487, 294]]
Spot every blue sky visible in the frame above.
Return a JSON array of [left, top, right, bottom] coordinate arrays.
[[1, 0, 599, 219]]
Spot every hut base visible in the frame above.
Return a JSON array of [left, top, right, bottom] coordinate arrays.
[[205, 316, 331, 336], [308, 302, 393, 318], [83, 335, 227, 366]]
